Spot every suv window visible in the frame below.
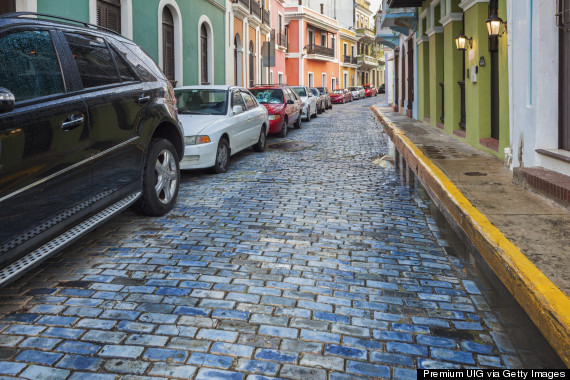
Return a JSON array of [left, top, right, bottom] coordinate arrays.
[[0, 30, 64, 101], [64, 32, 121, 88]]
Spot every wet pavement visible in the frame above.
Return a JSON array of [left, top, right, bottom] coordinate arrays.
[[0, 96, 563, 379]]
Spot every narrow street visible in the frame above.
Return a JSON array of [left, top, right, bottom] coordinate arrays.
[[0, 97, 562, 379]]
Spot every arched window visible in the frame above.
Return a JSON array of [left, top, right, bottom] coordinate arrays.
[[97, 0, 121, 33], [234, 34, 242, 86], [249, 41, 254, 88], [201, 24, 209, 84], [162, 7, 175, 84]]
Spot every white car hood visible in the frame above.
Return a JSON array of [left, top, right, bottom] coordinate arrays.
[[178, 114, 226, 136]]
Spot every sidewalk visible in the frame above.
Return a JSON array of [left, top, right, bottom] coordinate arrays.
[[371, 105, 570, 367]]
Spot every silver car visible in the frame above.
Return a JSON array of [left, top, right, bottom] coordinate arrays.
[[292, 86, 317, 121], [348, 86, 366, 100]]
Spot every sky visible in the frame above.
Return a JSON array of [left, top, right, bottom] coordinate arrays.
[[368, 0, 382, 13]]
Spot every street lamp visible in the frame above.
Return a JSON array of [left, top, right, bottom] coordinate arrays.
[[302, 45, 308, 56], [486, 12, 506, 37], [454, 31, 472, 51], [394, 46, 399, 57]]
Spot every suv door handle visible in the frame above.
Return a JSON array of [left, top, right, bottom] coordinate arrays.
[[138, 94, 150, 105], [61, 114, 84, 131]]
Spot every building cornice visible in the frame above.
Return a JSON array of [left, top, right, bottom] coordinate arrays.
[[339, 31, 358, 42], [205, 0, 226, 12], [440, 12, 463, 27], [425, 26, 443, 36], [419, 8, 428, 19], [416, 35, 429, 45], [458, 0, 489, 11], [285, 10, 339, 33], [232, 3, 249, 20]]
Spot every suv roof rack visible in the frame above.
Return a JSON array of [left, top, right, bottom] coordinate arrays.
[[0, 12, 123, 38]]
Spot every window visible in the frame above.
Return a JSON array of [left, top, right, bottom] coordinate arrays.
[[351, 45, 355, 57], [343, 43, 347, 57], [0, 30, 64, 101], [249, 41, 254, 87], [97, 0, 121, 33], [241, 91, 257, 110], [64, 32, 120, 88], [321, 33, 326, 47], [278, 14, 283, 33], [232, 91, 245, 108], [322, 73, 326, 87], [308, 73, 314, 87], [278, 73, 283, 85], [201, 24, 209, 84], [320, 3, 324, 14], [162, 7, 175, 83]]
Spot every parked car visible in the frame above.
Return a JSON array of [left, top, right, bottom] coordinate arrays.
[[249, 84, 302, 138], [316, 86, 333, 111], [363, 84, 378, 97], [175, 86, 268, 173], [331, 89, 352, 104], [309, 87, 325, 113], [0, 13, 184, 284], [292, 86, 317, 121], [348, 86, 366, 100], [378, 83, 386, 94]]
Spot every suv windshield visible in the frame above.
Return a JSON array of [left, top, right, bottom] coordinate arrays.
[[250, 88, 284, 104], [310, 88, 320, 96], [292, 87, 307, 97], [175, 89, 228, 115]]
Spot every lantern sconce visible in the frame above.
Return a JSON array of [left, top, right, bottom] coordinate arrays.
[[486, 12, 507, 37], [394, 46, 400, 57], [454, 31, 472, 51]]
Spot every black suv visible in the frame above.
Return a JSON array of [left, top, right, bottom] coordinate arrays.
[[0, 13, 184, 284]]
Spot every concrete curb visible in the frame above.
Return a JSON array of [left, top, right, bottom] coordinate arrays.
[[371, 105, 570, 367]]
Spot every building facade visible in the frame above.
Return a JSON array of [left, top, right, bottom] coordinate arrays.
[[270, 0, 287, 85], [5, 0, 226, 87], [339, 27, 358, 89]]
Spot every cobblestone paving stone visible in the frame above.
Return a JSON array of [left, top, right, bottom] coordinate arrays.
[[0, 96, 556, 379]]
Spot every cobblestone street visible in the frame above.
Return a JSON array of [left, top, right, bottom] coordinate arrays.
[[0, 96, 561, 379]]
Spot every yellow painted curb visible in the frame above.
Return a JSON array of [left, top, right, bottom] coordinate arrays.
[[371, 105, 570, 367]]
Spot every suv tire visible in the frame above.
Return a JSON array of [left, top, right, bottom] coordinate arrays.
[[133, 138, 180, 216]]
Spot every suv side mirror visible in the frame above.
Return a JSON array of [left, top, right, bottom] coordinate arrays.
[[286, 100, 294, 105], [0, 87, 15, 113], [233, 105, 244, 115]]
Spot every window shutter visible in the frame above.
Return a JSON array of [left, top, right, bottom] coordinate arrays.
[[96, 0, 121, 33]]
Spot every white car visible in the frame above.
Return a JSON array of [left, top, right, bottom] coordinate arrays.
[[348, 86, 366, 100], [292, 86, 317, 121], [175, 85, 269, 173]]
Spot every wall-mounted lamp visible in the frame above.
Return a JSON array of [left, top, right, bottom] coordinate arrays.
[[454, 31, 472, 51], [485, 12, 507, 37], [394, 46, 399, 57], [302, 45, 308, 56]]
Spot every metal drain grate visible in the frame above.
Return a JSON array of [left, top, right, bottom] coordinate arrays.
[[0, 192, 140, 286]]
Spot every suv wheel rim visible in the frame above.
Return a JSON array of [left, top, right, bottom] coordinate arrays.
[[154, 149, 177, 204]]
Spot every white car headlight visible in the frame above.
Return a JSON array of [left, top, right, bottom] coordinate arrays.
[[185, 136, 211, 145]]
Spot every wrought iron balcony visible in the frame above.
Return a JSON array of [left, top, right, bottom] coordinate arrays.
[[343, 55, 358, 64], [278, 32, 288, 49], [250, 0, 261, 19], [355, 27, 376, 40], [262, 8, 270, 25], [233, 0, 249, 8], [307, 44, 334, 58]]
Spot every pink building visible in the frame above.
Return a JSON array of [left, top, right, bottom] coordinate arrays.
[[270, 0, 287, 85]]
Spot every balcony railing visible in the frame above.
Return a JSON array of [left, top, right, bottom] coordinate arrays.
[[233, 0, 249, 8], [357, 54, 378, 67], [278, 32, 288, 49], [343, 55, 358, 64], [307, 44, 334, 58], [355, 27, 375, 40], [250, 0, 261, 19], [262, 8, 270, 25]]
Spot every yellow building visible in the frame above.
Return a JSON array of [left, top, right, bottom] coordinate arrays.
[[339, 27, 358, 89]]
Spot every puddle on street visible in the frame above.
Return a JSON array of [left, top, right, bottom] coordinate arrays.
[[385, 136, 565, 369]]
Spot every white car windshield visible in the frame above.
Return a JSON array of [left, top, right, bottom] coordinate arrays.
[[175, 89, 228, 115]]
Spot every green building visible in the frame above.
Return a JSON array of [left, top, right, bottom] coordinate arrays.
[[6, 0, 226, 87], [382, 0, 509, 159]]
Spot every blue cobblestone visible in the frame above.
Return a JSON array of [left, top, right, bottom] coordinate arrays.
[[211, 342, 254, 357], [16, 350, 62, 365], [56, 354, 102, 371], [0, 361, 26, 375], [143, 348, 187, 362], [416, 335, 457, 348], [372, 330, 412, 342], [195, 368, 243, 380], [255, 349, 297, 363], [325, 344, 367, 360], [188, 352, 233, 368], [301, 329, 340, 343], [56, 341, 100, 355], [20, 365, 70, 379], [386, 342, 429, 356], [431, 348, 475, 364], [346, 361, 390, 378], [43, 327, 84, 339], [370, 351, 414, 366]]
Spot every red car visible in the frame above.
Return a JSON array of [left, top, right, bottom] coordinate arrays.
[[249, 85, 302, 138], [363, 84, 378, 97], [331, 89, 352, 104]]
